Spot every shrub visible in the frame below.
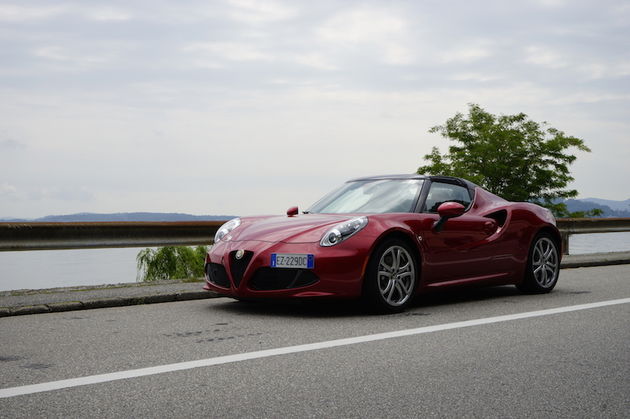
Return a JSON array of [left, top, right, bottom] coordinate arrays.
[[136, 245, 208, 282]]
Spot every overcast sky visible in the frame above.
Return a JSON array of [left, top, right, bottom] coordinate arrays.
[[1, 0, 628, 218]]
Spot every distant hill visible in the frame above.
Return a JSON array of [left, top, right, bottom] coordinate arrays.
[[1, 200, 628, 222], [581, 198, 630, 213], [0, 212, 235, 222], [564, 199, 630, 218]]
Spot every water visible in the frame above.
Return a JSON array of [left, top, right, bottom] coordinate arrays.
[[0, 247, 149, 292], [569, 232, 630, 255], [0, 233, 629, 292]]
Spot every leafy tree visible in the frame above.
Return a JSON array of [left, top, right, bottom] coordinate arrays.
[[417, 103, 599, 217], [137, 245, 208, 282]]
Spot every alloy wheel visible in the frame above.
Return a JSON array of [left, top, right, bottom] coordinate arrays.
[[531, 237, 559, 288], [377, 245, 416, 306]]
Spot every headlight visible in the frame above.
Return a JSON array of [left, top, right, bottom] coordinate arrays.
[[320, 216, 368, 247], [214, 218, 241, 242]]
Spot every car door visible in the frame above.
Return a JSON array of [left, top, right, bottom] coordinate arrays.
[[415, 180, 498, 284]]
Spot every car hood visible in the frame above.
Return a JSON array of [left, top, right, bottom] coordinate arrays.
[[228, 214, 358, 244]]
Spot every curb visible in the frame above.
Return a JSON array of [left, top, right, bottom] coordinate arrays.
[[560, 252, 630, 269], [1, 255, 628, 318], [560, 258, 630, 269], [560, 251, 630, 270], [0, 290, 218, 318]]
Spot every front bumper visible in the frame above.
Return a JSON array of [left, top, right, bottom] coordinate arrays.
[[203, 239, 369, 299]]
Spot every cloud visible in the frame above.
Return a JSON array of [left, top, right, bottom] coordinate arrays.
[[83, 7, 132, 22], [439, 43, 494, 63], [30, 41, 133, 72], [184, 42, 273, 62], [449, 73, 502, 82], [524, 45, 630, 80], [0, 0, 629, 217], [0, 3, 131, 23], [577, 61, 630, 80], [546, 92, 630, 106], [317, 8, 406, 43], [0, 181, 16, 195], [30, 186, 95, 203], [293, 53, 337, 70], [316, 7, 414, 65], [0, 4, 66, 22], [524, 45, 567, 69], [534, 0, 569, 7], [226, 0, 297, 23], [0, 139, 26, 150]]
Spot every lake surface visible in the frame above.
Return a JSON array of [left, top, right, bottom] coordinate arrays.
[[1, 233, 629, 292]]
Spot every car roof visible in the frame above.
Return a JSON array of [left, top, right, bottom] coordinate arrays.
[[348, 173, 476, 187], [348, 174, 428, 181], [348, 173, 471, 183]]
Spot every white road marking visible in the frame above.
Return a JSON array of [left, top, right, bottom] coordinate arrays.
[[1, 297, 629, 399]]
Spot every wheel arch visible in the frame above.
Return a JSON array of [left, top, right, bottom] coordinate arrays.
[[362, 228, 423, 291], [522, 226, 562, 276], [517, 225, 562, 293], [537, 225, 563, 257], [361, 228, 423, 311]]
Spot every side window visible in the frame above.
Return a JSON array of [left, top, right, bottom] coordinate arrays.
[[424, 182, 472, 213]]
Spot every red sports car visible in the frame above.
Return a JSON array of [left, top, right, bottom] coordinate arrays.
[[204, 175, 561, 312]]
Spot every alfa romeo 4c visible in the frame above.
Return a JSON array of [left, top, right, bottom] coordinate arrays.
[[204, 175, 561, 312]]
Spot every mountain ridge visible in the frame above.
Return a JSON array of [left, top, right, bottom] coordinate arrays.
[[580, 198, 630, 212], [564, 198, 630, 218], [1, 197, 629, 222]]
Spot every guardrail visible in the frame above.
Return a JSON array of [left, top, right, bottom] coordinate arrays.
[[0, 221, 226, 251], [0, 218, 629, 254]]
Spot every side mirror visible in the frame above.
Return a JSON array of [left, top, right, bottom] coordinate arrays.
[[433, 202, 466, 232], [286, 206, 299, 217], [437, 202, 466, 218]]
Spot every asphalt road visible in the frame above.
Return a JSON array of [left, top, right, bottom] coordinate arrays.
[[1, 265, 629, 418]]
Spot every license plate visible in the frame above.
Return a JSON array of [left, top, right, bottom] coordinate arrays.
[[270, 253, 314, 269]]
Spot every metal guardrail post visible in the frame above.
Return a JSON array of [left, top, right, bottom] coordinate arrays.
[[561, 232, 570, 255]]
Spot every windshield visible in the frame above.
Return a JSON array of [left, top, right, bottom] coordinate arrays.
[[308, 179, 424, 214]]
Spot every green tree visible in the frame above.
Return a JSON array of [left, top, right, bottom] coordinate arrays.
[[417, 103, 599, 217], [136, 245, 208, 282]]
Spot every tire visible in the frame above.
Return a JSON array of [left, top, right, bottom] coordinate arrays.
[[364, 239, 419, 313], [517, 233, 560, 293]]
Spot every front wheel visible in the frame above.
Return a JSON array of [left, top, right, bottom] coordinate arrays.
[[364, 239, 418, 313], [517, 233, 560, 293]]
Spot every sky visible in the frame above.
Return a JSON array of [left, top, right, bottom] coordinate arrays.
[[0, 0, 629, 219]]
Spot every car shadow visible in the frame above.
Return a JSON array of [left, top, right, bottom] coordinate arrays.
[[209, 297, 367, 318], [414, 285, 522, 308], [208, 285, 523, 319]]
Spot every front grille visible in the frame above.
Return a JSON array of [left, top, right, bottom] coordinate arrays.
[[229, 251, 254, 287], [249, 268, 319, 291], [206, 263, 230, 288]]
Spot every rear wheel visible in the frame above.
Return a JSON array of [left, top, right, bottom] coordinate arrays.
[[364, 239, 418, 313], [517, 233, 560, 293]]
